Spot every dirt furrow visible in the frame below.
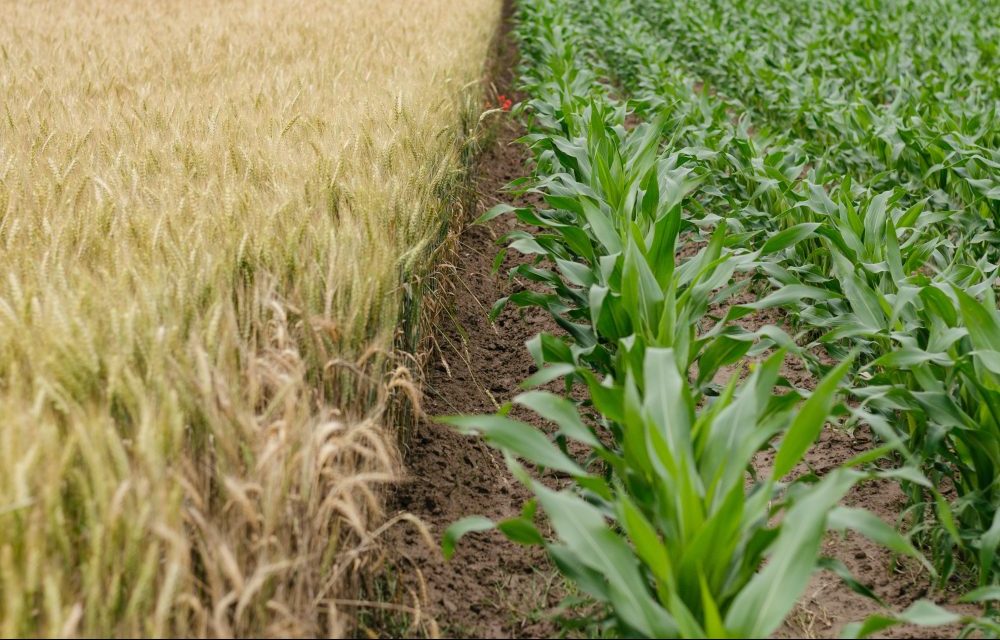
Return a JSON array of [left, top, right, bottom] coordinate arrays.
[[375, 6, 567, 637]]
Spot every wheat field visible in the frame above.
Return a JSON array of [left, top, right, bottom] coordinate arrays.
[[0, 0, 501, 636]]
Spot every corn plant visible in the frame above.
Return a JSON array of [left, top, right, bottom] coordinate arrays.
[[577, 0, 1000, 593], [442, 0, 1000, 635], [750, 181, 1000, 586], [445, 348, 887, 638], [442, 1, 941, 636]]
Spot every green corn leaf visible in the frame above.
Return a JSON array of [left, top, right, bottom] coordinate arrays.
[[971, 349, 1000, 376], [642, 348, 693, 454], [442, 516, 495, 560], [759, 222, 821, 255], [497, 517, 545, 547], [561, 225, 598, 263], [958, 585, 1000, 603], [648, 203, 682, 289], [841, 614, 899, 639], [891, 600, 962, 626], [862, 191, 891, 255], [828, 507, 932, 574], [441, 415, 586, 476], [581, 198, 622, 253], [876, 466, 932, 488], [555, 257, 596, 287], [510, 236, 550, 255], [919, 285, 958, 326], [773, 353, 854, 479], [955, 287, 1000, 351], [832, 251, 885, 332], [696, 334, 752, 386], [933, 492, 963, 547], [668, 592, 706, 638], [474, 203, 516, 225], [725, 468, 860, 637], [622, 235, 665, 333], [582, 371, 625, 424], [533, 483, 678, 638], [488, 296, 509, 322], [818, 557, 885, 605], [617, 494, 675, 594], [526, 332, 575, 367], [867, 347, 949, 370], [699, 572, 726, 639], [726, 284, 839, 321], [978, 508, 1000, 585], [514, 390, 602, 448], [520, 363, 577, 388], [884, 217, 905, 284]]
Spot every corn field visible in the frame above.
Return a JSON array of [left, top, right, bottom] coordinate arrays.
[[2, 0, 1000, 637], [445, 0, 1000, 637]]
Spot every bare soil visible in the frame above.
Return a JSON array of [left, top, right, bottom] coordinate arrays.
[[381, 138, 564, 637], [376, 4, 974, 639], [376, 5, 565, 638]]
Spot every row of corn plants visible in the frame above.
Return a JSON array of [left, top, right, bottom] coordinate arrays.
[[630, 0, 1000, 231], [584, 0, 1000, 593], [443, 0, 1000, 636], [515, 0, 998, 584]]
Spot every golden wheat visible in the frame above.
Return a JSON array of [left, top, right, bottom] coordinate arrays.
[[0, 0, 501, 636]]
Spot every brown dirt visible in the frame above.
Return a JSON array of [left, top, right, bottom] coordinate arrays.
[[380, 164, 565, 637], [372, 4, 977, 639], [375, 5, 567, 638]]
